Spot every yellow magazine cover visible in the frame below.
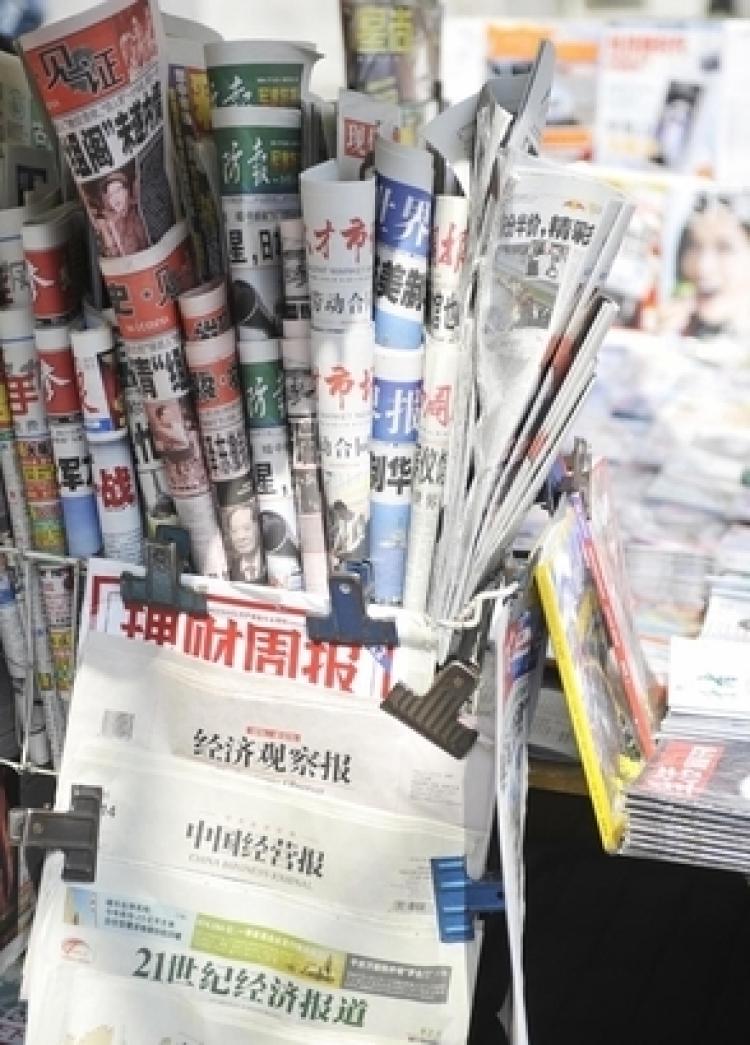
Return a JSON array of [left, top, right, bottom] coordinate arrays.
[[534, 502, 642, 852]]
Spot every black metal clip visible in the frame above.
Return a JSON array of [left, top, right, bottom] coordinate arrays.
[[9, 785, 102, 883], [120, 537, 207, 616], [381, 601, 495, 758], [306, 565, 398, 647], [382, 660, 479, 759]]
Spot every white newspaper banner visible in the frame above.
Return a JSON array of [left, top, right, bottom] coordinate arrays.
[[300, 159, 375, 330], [69, 631, 494, 834], [56, 747, 482, 923], [79, 557, 437, 702], [25, 855, 479, 1044], [31, 965, 372, 1045]]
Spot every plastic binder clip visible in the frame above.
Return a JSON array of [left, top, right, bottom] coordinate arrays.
[[431, 856, 505, 943], [9, 785, 103, 883], [120, 538, 208, 616], [381, 603, 491, 758], [306, 565, 398, 647], [154, 523, 193, 569], [381, 660, 479, 759]]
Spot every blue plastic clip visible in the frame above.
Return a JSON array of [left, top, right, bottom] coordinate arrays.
[[431, 856, 505, 943], [306, 565, 398, 647]]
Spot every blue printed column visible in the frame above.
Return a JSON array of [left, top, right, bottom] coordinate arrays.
[[369, 139, 432, 601], [373, 138, 433, 350], [370, 345, 423, 604]]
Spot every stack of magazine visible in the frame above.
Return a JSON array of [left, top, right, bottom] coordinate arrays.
[[533, 460, 750, 872], [622, 589, 750, 872], [533, 464, 656, 853], [622, 738, 750, 873]]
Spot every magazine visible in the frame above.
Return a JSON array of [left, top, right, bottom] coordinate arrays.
[[534, 502, 643, 852], [572, 460, 662, 757]]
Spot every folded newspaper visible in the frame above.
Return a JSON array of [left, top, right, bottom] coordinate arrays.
[[26, 854, 480, 1043]]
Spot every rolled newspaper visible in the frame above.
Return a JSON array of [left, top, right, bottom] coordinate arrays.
[[178, 276, 231, 341], [99, 224, 228, 576], [89, 433, 144, 564], [312, 323, 374, 563], [403, 195, 467, 610], [373, 137, 434, 349], [427, 194, 468, 341], [19, 0, 180, 262], [0, 562, 49, 766], [0, 306, 65, 554], [300, 159, 375, 331], [185, 329, 265, 583], [0, 360, 31, 550], [205, 39, 320, 109], [126, 331, 227, 576], [237, 336, 302, 588], [336, 88, 400, 181], [36, 323, 102, 558], [166, 37, 224, 284], [98, 221, 195, 343], [0, 323, 65, 754], [38, 562, 76, 703], [211, 105, 302, 339], [370, 344, 423, 604], [69, 320, 128, 440], [70, 325, 142, 564], [84, 301, 179, 537], [279, 217, 310, 323], [281, 335, 327, 592], [0, 202, 35, 308], [21, 202, 84, 326]]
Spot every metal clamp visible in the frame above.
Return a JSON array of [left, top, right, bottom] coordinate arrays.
[[121, 537, 207, 616], [382, 660, 479, 759], [380, 600, 496, 759], [9, 785, 103, 883], [431, 856, 505, 943], [306, 565, 398, 647]]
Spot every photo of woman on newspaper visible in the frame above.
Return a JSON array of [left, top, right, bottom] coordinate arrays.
[[663, 192, 750, 342], [85, 166, 150, 259], [147, 398, 206, 496]]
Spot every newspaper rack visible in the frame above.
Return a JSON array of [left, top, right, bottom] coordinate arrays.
[[0, 444, 592, 955]]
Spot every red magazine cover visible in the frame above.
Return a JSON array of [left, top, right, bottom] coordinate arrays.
[[572, 459, 662, 757]]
